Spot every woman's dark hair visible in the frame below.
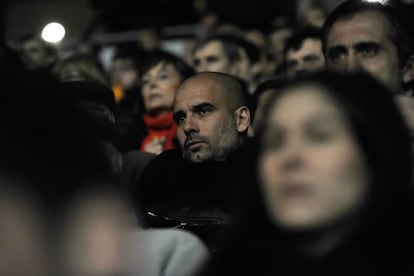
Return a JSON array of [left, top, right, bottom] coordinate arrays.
[[140, 49, 195, 81], [250, 77, 286, 123]]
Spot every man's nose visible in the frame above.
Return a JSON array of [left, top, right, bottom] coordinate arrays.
[[345, 52, 362, 72], [183, 115, 199, 135]]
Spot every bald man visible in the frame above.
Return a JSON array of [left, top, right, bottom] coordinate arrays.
[[132, 72, 254, 251], [173, 72, 250, 163]]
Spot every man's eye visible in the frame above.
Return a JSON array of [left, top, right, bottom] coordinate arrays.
[[360, 46, 379, 56], [141, 78, 149, 86], [328, 48, 346, 63], [198, 108, 211, 116], [206, 56, 218, 63], [329, 52, 344, 62], [173, 113, 185, 124]]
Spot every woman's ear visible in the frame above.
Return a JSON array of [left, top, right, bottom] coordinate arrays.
[[234, 106, 250, 133]]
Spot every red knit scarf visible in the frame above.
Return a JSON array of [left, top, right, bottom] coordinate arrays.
[[140, 112, 177, 152]]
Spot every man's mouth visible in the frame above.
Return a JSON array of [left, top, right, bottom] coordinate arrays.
[[185, 140, 204, 150]]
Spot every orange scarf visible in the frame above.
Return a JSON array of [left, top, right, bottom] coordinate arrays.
[[140, 112, 177, 152]]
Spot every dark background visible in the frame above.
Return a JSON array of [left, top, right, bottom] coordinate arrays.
[[2, 0, 413, 44]]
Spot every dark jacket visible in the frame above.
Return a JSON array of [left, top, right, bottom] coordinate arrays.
[[132, 141, 256, 251]]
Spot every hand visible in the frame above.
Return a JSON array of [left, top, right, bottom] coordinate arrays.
[[143, 136, 166, 155]]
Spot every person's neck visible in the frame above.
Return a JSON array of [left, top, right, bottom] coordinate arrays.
[[290, 221, 359, 258], [147, 108, 171, 118]]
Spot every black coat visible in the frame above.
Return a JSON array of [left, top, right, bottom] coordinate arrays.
[[132, 141, 257, 251]]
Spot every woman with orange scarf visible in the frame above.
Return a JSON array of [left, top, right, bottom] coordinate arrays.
[[139, 49, 195, 154]]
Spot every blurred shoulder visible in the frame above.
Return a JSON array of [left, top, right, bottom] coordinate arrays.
[[125, 228, 209, 276]]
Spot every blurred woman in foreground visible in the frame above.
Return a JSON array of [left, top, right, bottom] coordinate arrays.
[[200, 70, 414, 275]]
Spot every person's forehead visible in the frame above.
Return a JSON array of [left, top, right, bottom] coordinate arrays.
[[287, 38, 322, 58], [196, 40, 225, 56], [270, 86, 341, 123], [113, 59, 135, 68], [23, 40, 44, 50], [270, 29, 292, 42], [144, 62, 176, 75], [328, 11, 392, 45], [24, 39, 42, 46], [174, 77, 221, 107]]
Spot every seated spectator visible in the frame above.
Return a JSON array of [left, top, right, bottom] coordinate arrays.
[[0, 70, 208, 276], [199, 70, 414, 275], [51, 53, 108, 86], [139, 49, 195, 155], [298, 1, 328, 28], [17, 33, 59, 78], [109, 42, 146, 104], [266, 17, 294, 73], [283, 26, 325, 80], [59, 80, 156, 201], [133, 72, 254, 251], [191, 34, 260, 93]]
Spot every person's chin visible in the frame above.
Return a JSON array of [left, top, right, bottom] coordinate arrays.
[[185, 149, 210, 163]]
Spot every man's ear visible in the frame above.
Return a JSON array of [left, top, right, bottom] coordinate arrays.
[[403, 54, 414, 84], [234, 106, 250, 133]]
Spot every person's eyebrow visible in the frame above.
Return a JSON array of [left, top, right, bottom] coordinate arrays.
[[191, 102, 216, 112], [303, 54, 322, 61], [206, 55, 219, 62], [304, 112, 347, 129], [353, 41, 381, 53]]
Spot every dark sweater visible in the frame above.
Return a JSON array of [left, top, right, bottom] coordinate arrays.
[[132, 142, 256, 250]]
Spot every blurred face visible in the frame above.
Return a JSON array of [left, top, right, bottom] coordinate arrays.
[[259, 85, 369, 231], [193, 41, 232, 74], [61, 195, 129, 275], [402, 55, 414, 84], [286, 38, 325, 80], [173, 76, 243, 163], [235, 49, 252, 84], [326, 11, 401, 92], [141, 62, 182, 114], [304, 8, 326, 28], [269, 28, 293, 66], [21, 39, 52, 70], [245, 29, 266, 49], [110, 59, 139, 90]]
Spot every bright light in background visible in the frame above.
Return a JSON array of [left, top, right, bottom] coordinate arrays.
[[41, 22, 65, 43], [363, 0, 390, 4]]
